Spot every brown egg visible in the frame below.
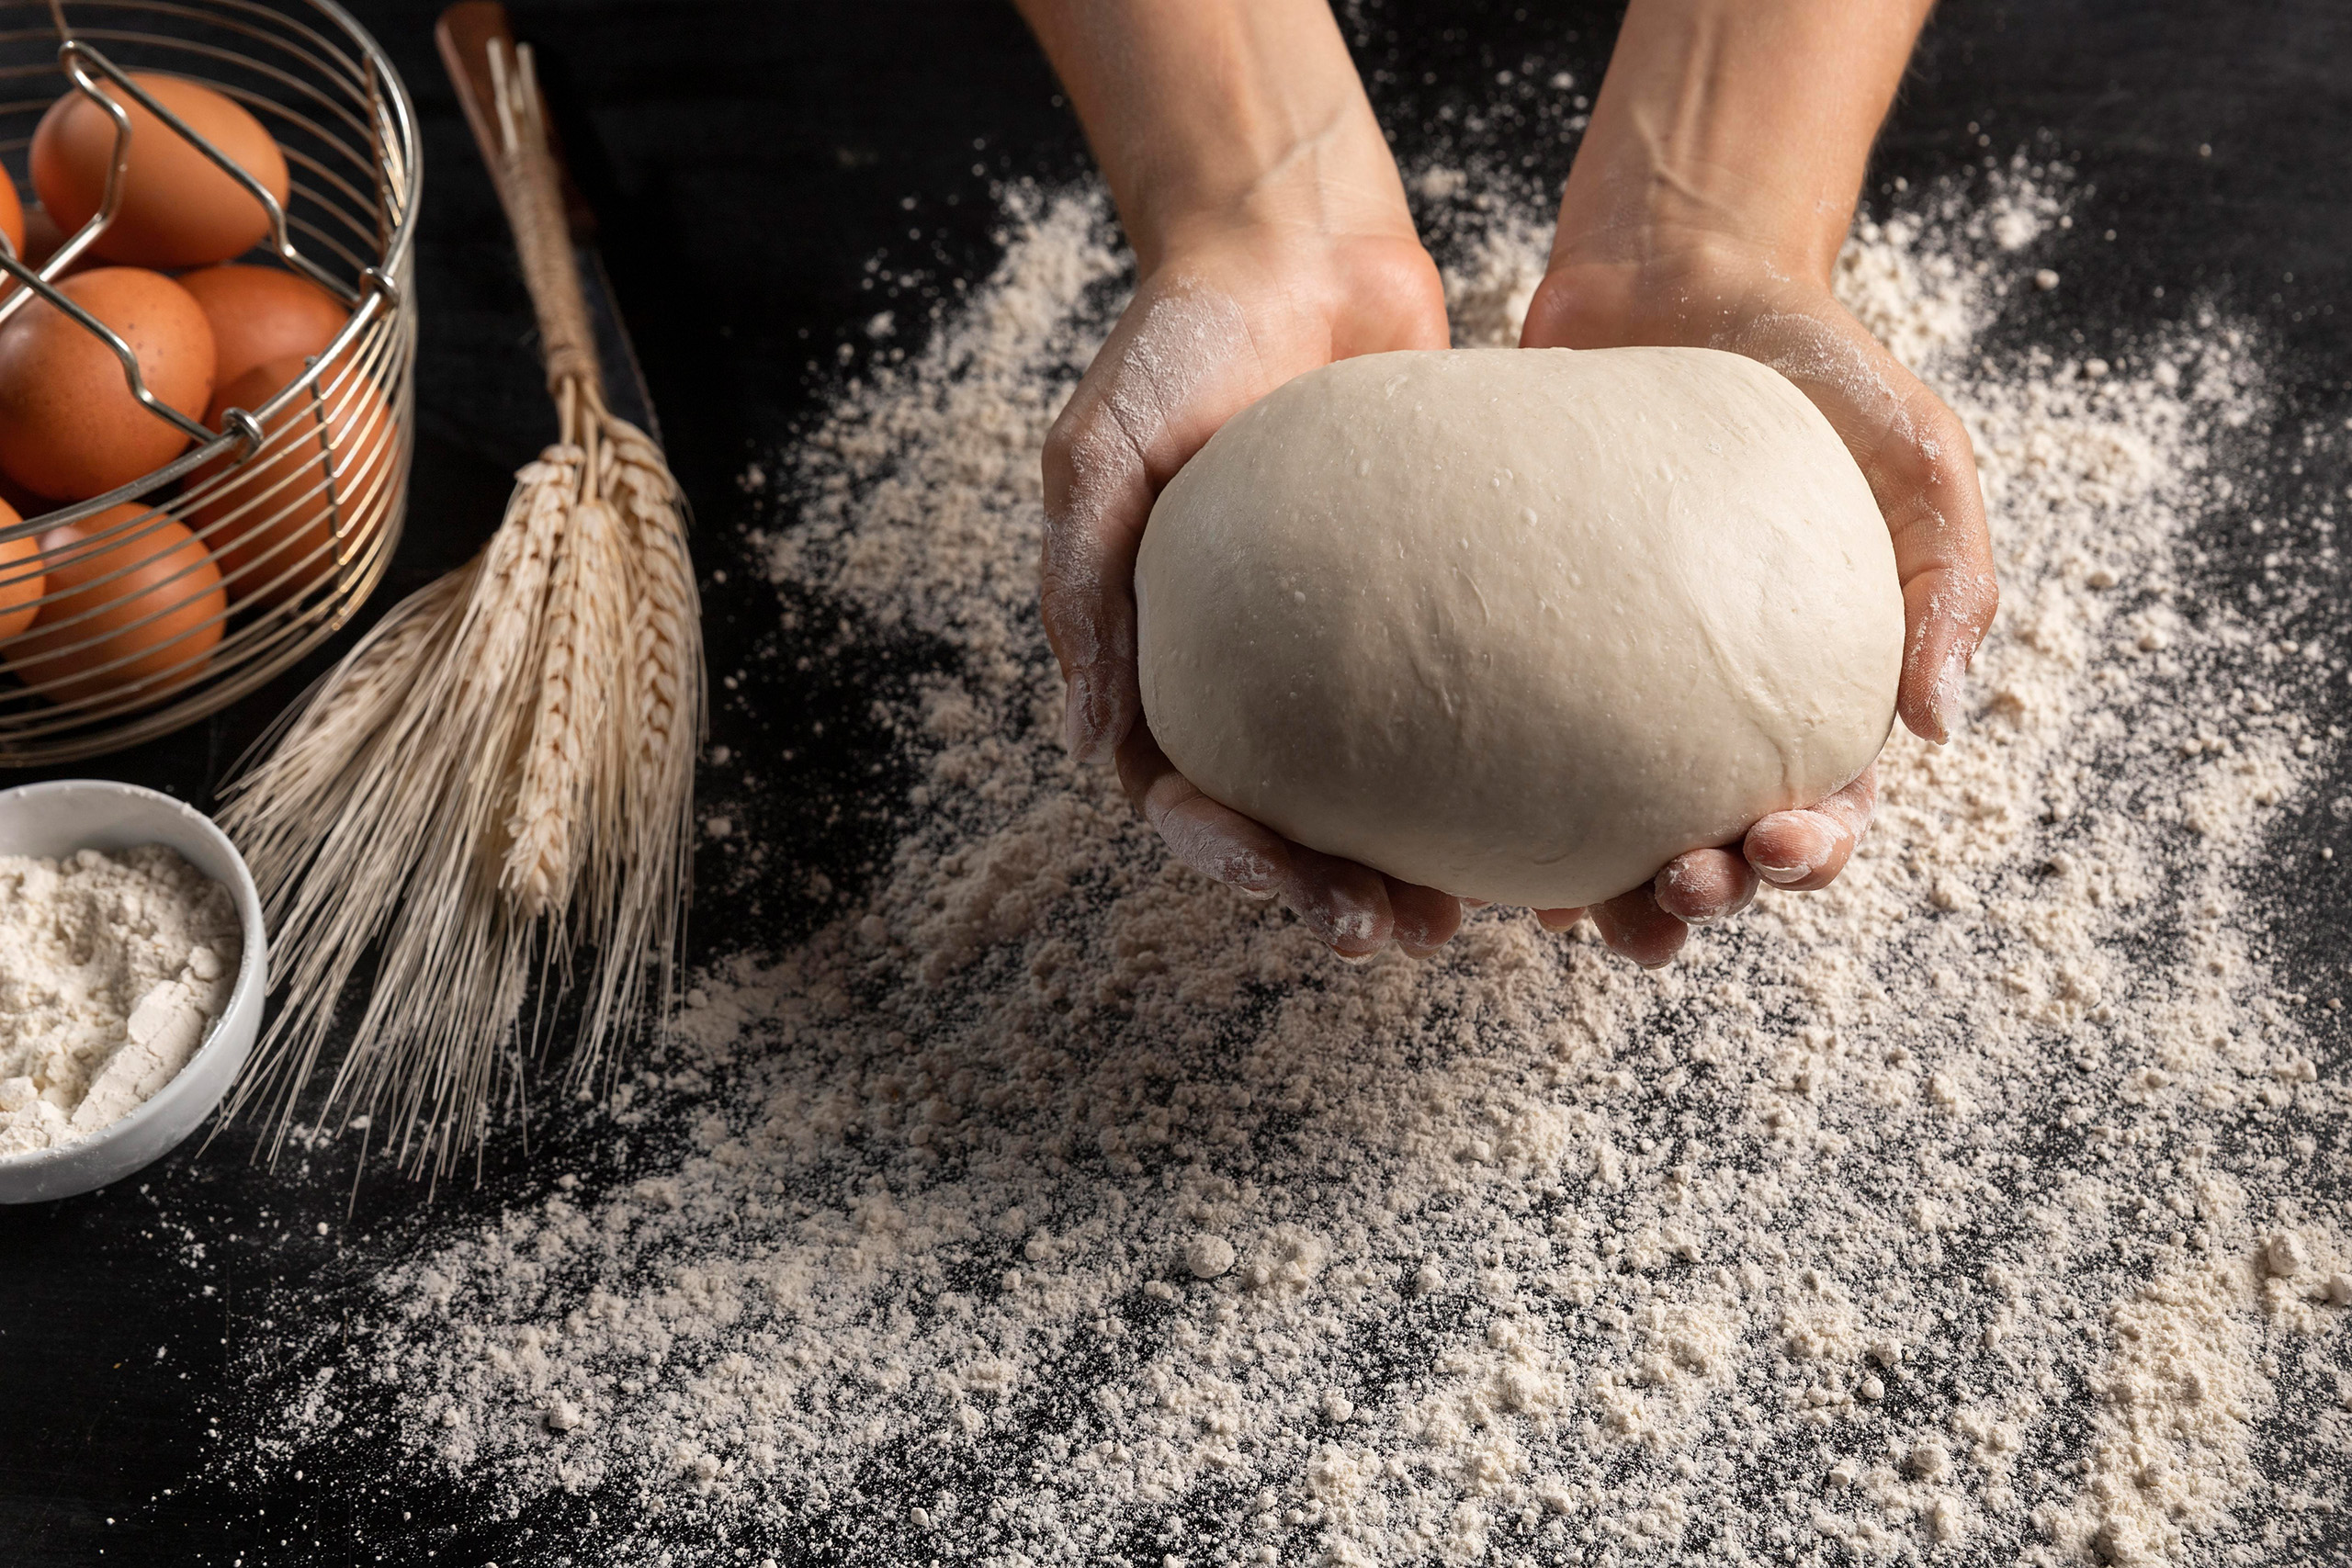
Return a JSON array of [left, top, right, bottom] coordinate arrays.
[[0, 499, 44, 643], [178, 265, 350, 390], [189, 354, 395, 606], [30, 73, 289, 269], [0, 266, 216, 501], [7, 502, 223, 705], [0, 178, 21, 259]]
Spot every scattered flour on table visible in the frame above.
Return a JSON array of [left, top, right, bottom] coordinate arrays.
[[257, 170, 2352, 1565], [0, 844, 240, 1156]]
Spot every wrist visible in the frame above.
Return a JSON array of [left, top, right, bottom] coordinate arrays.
[[1551, 161, 1849, 288], [1137, 129, 1419, 275], [1017, 0, 1413, 274], [1551, 0, 1933, 286]]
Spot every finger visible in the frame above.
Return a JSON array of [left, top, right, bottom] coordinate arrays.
[[1590, 885, 1688, 968], [1875, 383, 1999, 744], [1041, 283, 1265, 764], [1734, 314, 1998, 745], [1385, 876, 1464, 957], [1533, 907, 1585, 932], [1041, 371, 1149, 763], [1325, 236, 1456, 359], [1654, 847, 1758, 924], [1516, 256, 1642, 351], [1118, 722, 1396, 957], [1118, 724, 1283, 897], [1282, 846, 1395, 959], [1745, 765, 1878, 893]]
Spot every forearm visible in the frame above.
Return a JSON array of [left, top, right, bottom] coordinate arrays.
[[1555, 0, 1934, 282], [1011, 0, 1411, 271]]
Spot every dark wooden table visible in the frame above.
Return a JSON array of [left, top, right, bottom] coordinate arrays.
[[0, 1, 2345, 1562]]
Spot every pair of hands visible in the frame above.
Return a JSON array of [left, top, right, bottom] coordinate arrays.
[[1027, 2, 1997, 968]]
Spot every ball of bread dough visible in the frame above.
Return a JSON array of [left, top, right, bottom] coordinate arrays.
[[1134, 346, 1904, 909]]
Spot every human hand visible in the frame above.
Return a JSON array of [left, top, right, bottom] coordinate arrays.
[[1515, 0, 1996, 967], [1048, 226, 1477, 959], [1021, 0, 1469, 958], [1518, 247, 1994, 966]]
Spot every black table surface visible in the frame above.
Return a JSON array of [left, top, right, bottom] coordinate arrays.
[[1, 2, 2346, 1563]]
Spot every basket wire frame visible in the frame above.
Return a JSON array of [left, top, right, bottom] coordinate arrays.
[[0, 0, 418, 762]]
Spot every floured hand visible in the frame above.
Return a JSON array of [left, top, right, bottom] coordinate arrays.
[[1504, 0, 1995, 968], [1044, 225, 1466, 959], [1518, 248, 1995, 966]]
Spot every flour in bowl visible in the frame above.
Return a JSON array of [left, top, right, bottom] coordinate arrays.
[[0, 844, 241, 1156]]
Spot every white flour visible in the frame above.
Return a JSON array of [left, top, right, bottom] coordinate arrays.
[[0, 844, 240, 1156], [248, 166, 2352, 1566]]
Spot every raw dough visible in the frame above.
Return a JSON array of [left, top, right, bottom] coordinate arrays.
[[1134, 346, 1905, 908]]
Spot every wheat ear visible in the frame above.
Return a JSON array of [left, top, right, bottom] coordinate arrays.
[[502, 475, 627, 922], [215, 566, 472, 1142], [220, 446, 581, 1178], [565, 408, 703, 1077], [218, 35, 704, 1181]]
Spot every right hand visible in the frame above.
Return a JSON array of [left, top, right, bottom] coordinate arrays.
[[1017, 0, 1483, 959], [1043, 223, 1474, 959]]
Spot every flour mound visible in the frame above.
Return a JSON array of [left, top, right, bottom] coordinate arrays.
[[265, 168, 2352, 1566]]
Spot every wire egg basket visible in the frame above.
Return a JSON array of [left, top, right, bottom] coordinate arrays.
[[0, 0, 417, 762]]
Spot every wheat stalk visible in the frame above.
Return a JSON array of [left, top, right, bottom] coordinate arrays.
[[571, 412, 702, 1075], [216, 31, 706, 1182], [502, 479, 625, 921]]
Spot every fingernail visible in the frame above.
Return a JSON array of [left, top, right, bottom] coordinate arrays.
[[1656, 864, 1716, 924], [1393, 916, 1446, 956], [1217, 849, 1281, 900], [1302, 892, 1383, 955], [1752, 844, 1825, 886], [1062, 670, 1102, 760], [1930, 643, 1973, 743], [1752, 818, 1834, 886]]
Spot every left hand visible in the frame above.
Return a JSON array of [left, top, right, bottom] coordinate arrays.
[[1502, 0, 1996, 969], [1516, 238, 1996, 966]]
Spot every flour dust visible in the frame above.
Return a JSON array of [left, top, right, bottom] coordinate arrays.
[[249, 167, 2352, 1567]]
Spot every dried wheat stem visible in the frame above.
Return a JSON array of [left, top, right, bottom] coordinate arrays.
[[218, 42, 707, 1179], [501, 488, 623, 919], [571, 405, 704, 1067]]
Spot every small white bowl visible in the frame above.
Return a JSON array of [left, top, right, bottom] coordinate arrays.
[[0, 780, 268, 1203]]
